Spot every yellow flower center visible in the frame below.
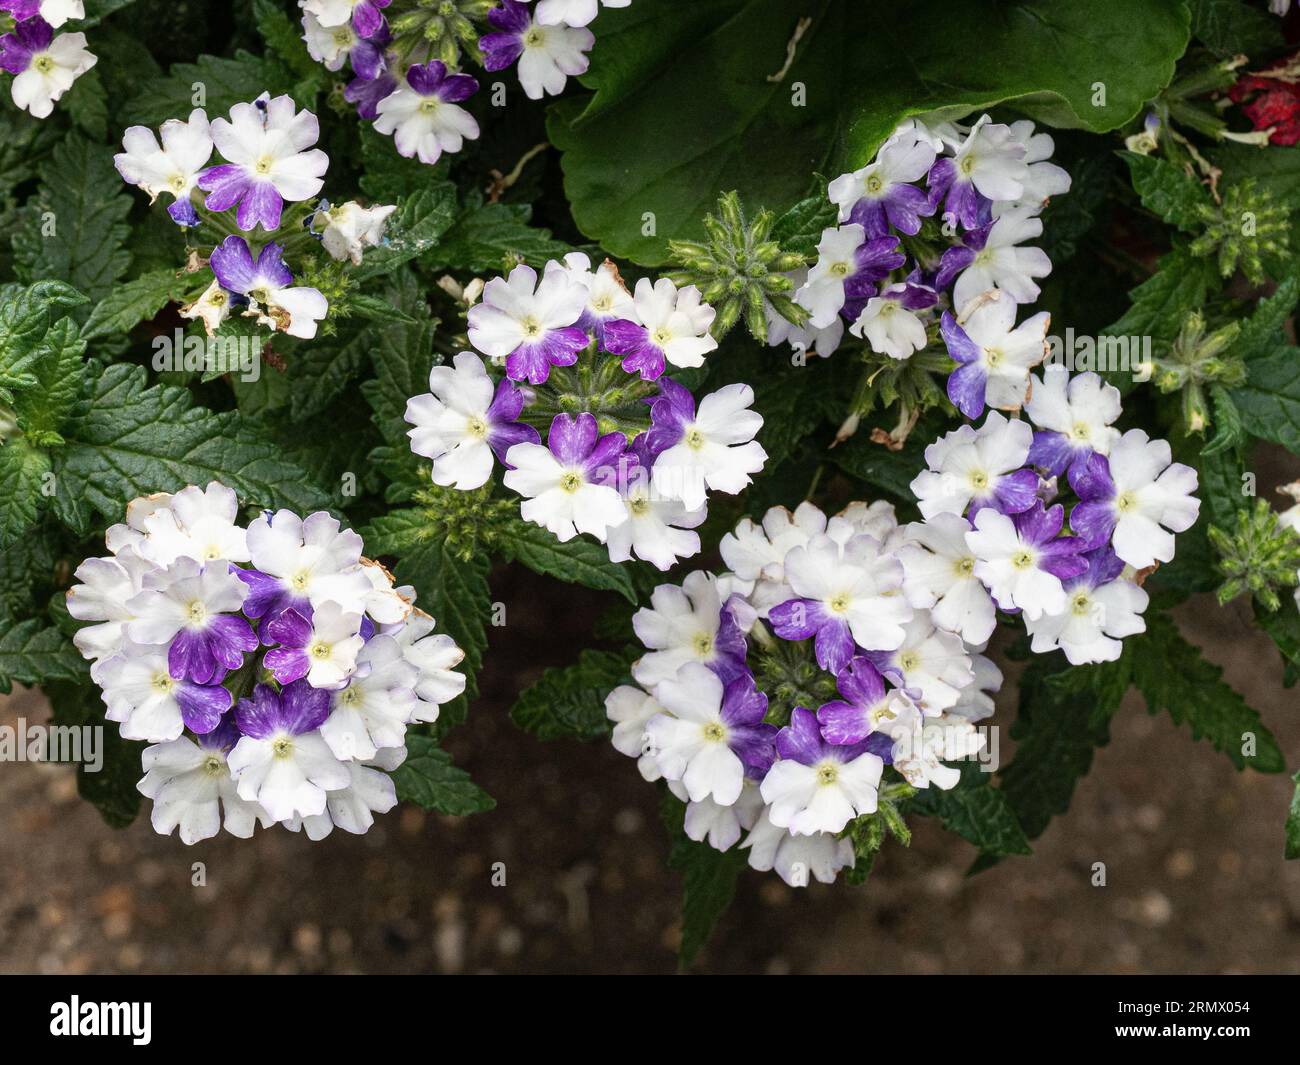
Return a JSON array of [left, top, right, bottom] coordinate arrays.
[[816, 762, 840, 786], [1011, 549, 1034, 570], [559, 471, 582, 493], [701, 721, 726, 743]]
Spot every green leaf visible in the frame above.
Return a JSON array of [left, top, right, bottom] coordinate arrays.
[[1256, 604, 1300, 678], [420, 198, 575, 274], [987, 657, 1120, 847], [1103, 245, 1219, 345], [391, 544, 491, 734], [124, 51, 293, 126], [390, 734, 495, 815], [1131, 614, 1284, 772], [497, 519, 638, 603], [81, 269, 184, 342], [12, 136, 132, 308], [49, 363, 331, 535], [46, 679, 142, 829], [828, 427, 929, 504], [0, 441, 52, 550], [1229, 345, 1300, 453], [253, 0, 328, 90], [510, 647, 636, 741], [352, 185, 460, 281], [359, 270, 437, 447], [1286, 771, 1300, 860], [1228, 273, 1300, 364], [1190, 0, 1283, 57], [0, 614, 88, 693], [288, 329, 370, 421], [13, 317, 86, 438], [549, 0, 1191, 263], [0, 280, 87, 400], [911, 763, 1032, 857], [663, 792, 747, 968], [770, 183, 838, 257], [1121, 151, 1209, 231], [63, 66, 108, 140], [1201, 384, 1245, 458]]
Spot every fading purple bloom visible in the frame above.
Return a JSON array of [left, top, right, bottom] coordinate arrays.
[[345, 71, 396, 119], [208, 234, 291, 295], [934, 222, 990, 292], [940, 309, 986, 418], [776, 706, 876, 767], [718, 671, 778, 779], [816, 657, 898, 746], [641, 376, 694, 458], [350, 0, 390, 39], [172, 679, 234, 735], [850, 179, 933, 238], [261, 608, 314, 685], [406, 59, 477, 101], [768, 597, 856, 675], [169, 613, 258, 687], [546, 411, 628, 485], [480, 0, 530, 71], [0, 14, 50, 75], [486, 379, 541, 465], [1014, 501, 1090, 582], [1068, 451, 1119, 549], [927, 156, 992, 230], [234, 679, 331, 739]]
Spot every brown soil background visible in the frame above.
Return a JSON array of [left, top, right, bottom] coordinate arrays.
[[2, 562, 1299, 976]]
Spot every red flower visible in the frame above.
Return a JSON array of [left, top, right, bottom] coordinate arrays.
[[1229, 54, 1300, 146]]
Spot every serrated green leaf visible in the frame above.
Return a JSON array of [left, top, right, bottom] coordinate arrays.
[[13, 317, 85, 437], [1121, 151, 1210, 231], [124, 51, 294, 126], [1131, 613, 1284, 772], [662, 792, 746, 968], [0, 280, 87, 400], [911, 763, 1032, 857], [420, 198, 575, 274], [63, 66, 108, 140], [986, 657, 1119, 849], [352, 185, 460, 282], [1201, 384, 1245, 458], [770, 183, 837, 257], [510, 647, 636, 741], [1228, 273, 1300, 363], [0, 614, 87, 693], [1229, 345, 1300, 454], [288, 328, 370, 421], [81, 269, 184, 342], [497, 519, 637, 603], [12, 136, 132, 310], [392, 543, 490, 735], [48, 363, 331, 535], [0, 440, 51, 550], [360, 270, 438, 447], [390, 734, 495, 815], [253, 0, 328, 90]]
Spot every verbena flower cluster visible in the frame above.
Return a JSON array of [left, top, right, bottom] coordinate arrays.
[[66, 483, 466, 844], [604, 500, 1002, 888], [301, 0, 630, 165], [768, 113, 1069, 417], [114, 93, 397, 340], [0, 1, 94, 118], [404, 255, 767, 569], [909, 378, 1199, 664]]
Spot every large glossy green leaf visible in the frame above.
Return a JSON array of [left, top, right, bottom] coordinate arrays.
[[549, 0, 1191, 263]]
